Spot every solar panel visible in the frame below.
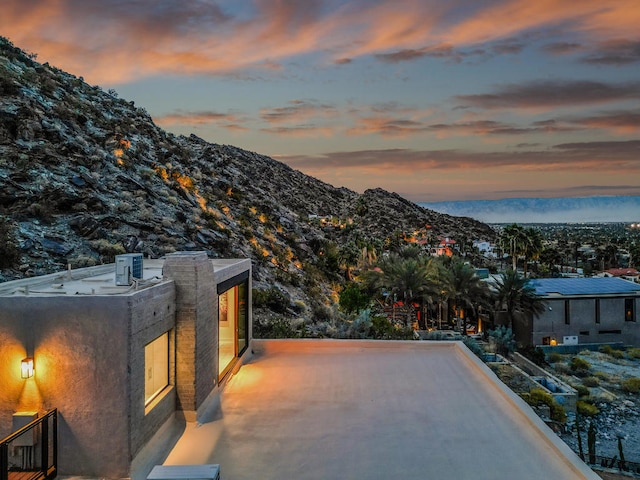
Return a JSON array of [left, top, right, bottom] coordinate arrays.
[[530, 277, 640, 296]]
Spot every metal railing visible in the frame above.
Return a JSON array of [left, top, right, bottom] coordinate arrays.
[[0, 409, 57, 480], [586, 454, 640, 475]]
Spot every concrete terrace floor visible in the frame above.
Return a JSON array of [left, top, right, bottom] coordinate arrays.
[[161, 339, 599, 480]]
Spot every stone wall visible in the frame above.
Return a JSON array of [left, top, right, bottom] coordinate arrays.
[[163, 252, 216, 420]]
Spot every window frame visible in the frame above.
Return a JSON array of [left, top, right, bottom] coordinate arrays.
[[144, 331, 170, 407]]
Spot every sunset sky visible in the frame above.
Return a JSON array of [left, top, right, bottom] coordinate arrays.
[[2, 0, 639, 202]]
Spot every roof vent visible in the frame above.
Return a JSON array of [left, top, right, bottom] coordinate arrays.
[[115, 253, 143, 286]]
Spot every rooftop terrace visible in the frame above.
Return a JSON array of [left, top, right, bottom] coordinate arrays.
[[154, 339, 599, 480]]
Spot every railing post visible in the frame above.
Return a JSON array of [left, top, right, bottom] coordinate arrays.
[[52, 409, 57, 474], [1, 441, 8, 480], [41, 412, 49, 475]]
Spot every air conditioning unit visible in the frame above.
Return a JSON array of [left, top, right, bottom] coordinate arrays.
[[115, 253, 143, 286]]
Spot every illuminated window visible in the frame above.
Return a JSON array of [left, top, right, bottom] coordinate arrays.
[[218, 272, 249, 381], [145, 332, 169, 406], [625, 298, 635, 322]]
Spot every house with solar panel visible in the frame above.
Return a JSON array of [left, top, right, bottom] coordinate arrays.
[[512, 277, 640, 347]]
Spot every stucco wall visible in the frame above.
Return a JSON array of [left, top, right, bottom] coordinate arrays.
[[533, 297, 640, 346], [0, 296, 130, 477], [129, 281, 177, 459]]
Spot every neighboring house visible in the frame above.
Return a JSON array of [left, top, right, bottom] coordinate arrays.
[[0, 251, 252, 478], [431, 237, 457, 257], [513, 277, 640, 347], [473, 240, 497, 258], [599, 268, 640, 283]]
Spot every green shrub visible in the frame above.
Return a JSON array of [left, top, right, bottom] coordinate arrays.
[[519, 345, 547, 366], [577, 400, 599, 416], [621, 378, 640, 394], [369, 315, 414, 340], [599, 345, 613, 355], [90, 239, 126, 257], [339, 282, 370, 315], [547, 352, 564, 363], [463, 336, 484, 359], [252, 287, 290, 314], [627, 348, 640, 360], [527, 387, 566, 423], [582, 376, 600, 387], [598, 345, 624, 358], [570, 357, 591, 374], [573, 384, 590, 397], [253, 317, 300, 339], [488, 326, 516, 356]]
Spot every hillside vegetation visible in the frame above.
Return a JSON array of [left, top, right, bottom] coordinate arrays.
[[0, 37, 496, 332]]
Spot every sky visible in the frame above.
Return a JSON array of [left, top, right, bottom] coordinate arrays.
[[2, 0, 640, 202]]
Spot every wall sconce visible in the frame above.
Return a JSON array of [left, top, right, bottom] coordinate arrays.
[[21, 357, 34, 379]]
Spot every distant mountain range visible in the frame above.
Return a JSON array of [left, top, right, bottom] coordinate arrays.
[[420, 196, 640, 224]]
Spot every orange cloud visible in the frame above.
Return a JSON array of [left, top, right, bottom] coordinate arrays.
[[3, 0, 638, 85], [154, 111, 249, 131], [279, 139, 640, 174]]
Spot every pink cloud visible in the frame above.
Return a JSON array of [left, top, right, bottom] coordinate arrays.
[[2, 0, 638, 84]]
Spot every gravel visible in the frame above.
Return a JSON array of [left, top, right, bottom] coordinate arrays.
[[552, 352, 640, 462]]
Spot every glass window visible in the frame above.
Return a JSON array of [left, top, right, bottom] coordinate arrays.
[[219, 288, 236, 378], [218, 277, 250, 381], [145, 332, 169, 406], [625, 298, 635, 322], [564, 300, 570, 325], [237, 280, 248, 356], [595, 299, 600, 324]]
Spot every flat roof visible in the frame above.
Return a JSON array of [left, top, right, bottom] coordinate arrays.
[[530, 277, 640, 297], [161, 340, 598, 480], [0, 255, 248, 297]]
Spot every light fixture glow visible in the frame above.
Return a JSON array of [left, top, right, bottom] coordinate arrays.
[[21, 357, 34, 378]]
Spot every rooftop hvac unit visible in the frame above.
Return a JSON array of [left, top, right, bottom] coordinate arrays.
[[115, 253, 143, 286]]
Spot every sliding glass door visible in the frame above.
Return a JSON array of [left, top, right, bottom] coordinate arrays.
[[218, 274, 249, 380]]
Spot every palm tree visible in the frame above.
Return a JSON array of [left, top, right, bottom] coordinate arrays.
[[539, 246, 562, 276], [366, 251, 437, 327], [522, 227, 543, 277], [442, 258, 491, 334], [338, 241, 360, 281], [493, 270, 545, 331], [499, 224, 527, 271]]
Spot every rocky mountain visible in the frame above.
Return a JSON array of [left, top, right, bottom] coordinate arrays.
[[0, 37, 495, 324]]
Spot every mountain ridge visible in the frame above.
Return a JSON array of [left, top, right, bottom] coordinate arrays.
[[421, 196, 640, 224], [0, 36, 495, 325]]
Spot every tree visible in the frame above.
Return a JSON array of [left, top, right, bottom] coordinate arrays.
[[539, 246, 562, 276], [494, 270, 545, 331], [338, 241, 360, 281], [499, 224, 527, 271], [339, 282, 370, 315], [365, 250, 437, 327], [442, 258, 491, 334], [522, 227, 543, 277]]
